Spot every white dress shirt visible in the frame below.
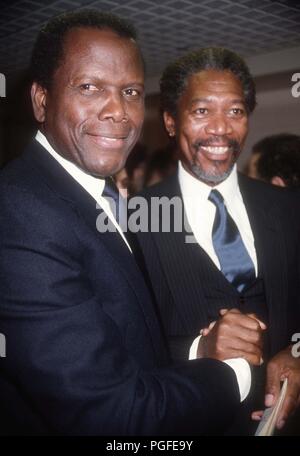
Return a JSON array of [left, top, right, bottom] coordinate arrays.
[[178, 160, 258, 275], [35, 130, 132, 252]]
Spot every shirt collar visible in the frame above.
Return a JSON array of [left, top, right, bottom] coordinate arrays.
[[35, 130, 105, 199], [35, 131, 133, 252], [178, 160, 240, 204]]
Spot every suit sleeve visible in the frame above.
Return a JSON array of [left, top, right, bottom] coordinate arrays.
[[0, 184, 240, 435], [137, 229, 195, 361]]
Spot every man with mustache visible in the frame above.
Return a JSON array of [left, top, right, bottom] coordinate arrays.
[[0, 12, 251, 436], [138, 47, 300, 434]]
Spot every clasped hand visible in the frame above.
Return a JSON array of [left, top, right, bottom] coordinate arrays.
[[197, 308, 266, 366]]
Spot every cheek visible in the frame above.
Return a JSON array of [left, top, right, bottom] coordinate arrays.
[[177, 132, 194, 161], [59, 99, 90, 128], [179, 121, 199, 148], [67, 106, 89, 130], [236, 120, 248, 142]]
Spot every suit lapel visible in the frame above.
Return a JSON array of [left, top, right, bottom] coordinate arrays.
[[22, 142, 164, 359], [238, 174, 288, 352], [149, 174, 222, 331]]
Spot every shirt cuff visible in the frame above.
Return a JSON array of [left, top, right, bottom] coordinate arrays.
[[223, 358, 251, 402], [189, 335, 201, 360], [189, 335, 251, 402]]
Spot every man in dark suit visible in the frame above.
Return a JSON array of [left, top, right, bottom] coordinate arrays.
[[0, 12, 250, 436], [138, 47, 300, 434]]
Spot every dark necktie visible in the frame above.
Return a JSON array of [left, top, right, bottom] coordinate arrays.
[[208, 189, 255, 292], [103, 177, 159, 294], [102, 177, 141, 258], [102, 177, 125, 227]]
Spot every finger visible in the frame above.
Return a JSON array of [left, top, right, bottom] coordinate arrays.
[[233, 336, 263, 358], [201, 320, 217, 337], [220, 308, 241, 316], [218, 322, 264, 351], [276, 395, 293, 430], [239, 315, 265, 332], [276, 376, 300, 429], [219, 308, 229, 316], [246, 313, 267, 330], [265, 361, 282, 407], [251, 410, 263, 421], [233, 325, 264, 348], [208, 321, 216, 331], [223, 311, 264, 333]]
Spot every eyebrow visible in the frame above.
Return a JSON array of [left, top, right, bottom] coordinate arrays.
[[229, 98, 246, 105], [70, 75, 144, 86], [191, 97, 245, 104]]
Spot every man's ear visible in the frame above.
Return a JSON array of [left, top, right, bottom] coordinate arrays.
[[163, 111, 176, 138], [31, 82, 47, 123], [271, 176, 286, 187]]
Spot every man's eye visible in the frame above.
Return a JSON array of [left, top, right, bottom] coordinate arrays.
[[123, 88, 140, 98], [194, 108, 208, 115], [79, 83, 98, 92], [230, 108, 245, 115]]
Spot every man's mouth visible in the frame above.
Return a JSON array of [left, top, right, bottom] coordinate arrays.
[[200, 146, 231, 156], [194, 138, 240, 160], [197, 145, 233, 160], [87, 133, 128, 148]]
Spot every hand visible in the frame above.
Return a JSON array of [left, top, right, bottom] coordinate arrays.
[[197, 308, 266, 366], [252, 346, 300, 429], [201, 320, 217, 336]]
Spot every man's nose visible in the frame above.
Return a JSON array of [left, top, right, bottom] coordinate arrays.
[[98, 92, 127, 123], [205, 113, 233, 136]]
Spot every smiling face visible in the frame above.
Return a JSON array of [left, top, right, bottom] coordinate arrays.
[[164, 69, 249, 185], [31, 27, 145, 177]]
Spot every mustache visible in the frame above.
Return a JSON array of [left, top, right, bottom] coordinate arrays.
[[193, 138, 241, 152]]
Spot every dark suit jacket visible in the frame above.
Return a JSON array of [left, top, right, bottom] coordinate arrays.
[[138, 172, 300, 361], [138, 172, 300, 435], [0, 141, 240, 436]]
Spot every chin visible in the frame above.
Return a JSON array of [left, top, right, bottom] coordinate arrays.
[[91, 163, 125, 178], [192, 164, 234, 184]]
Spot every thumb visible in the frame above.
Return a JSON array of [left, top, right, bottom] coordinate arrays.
[[219, 308, 229, 316], [202, 321, 216, 336], [265, 361, 281, 407]]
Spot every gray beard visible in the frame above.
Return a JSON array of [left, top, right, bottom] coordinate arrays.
[[191, 162, 235, 185]]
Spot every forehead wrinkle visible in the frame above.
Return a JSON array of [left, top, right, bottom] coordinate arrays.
[[57, 36, 143, 86], [190, 96, 245, 103]]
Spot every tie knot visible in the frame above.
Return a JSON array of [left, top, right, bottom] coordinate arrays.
[[103, 177, 119, 201], [208, 189, 224, 207]]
